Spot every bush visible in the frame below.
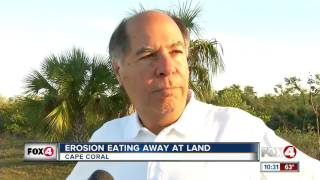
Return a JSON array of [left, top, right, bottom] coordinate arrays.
[[0, 96, 40, 138]]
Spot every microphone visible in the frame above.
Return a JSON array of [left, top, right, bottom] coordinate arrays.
[[88, 169, 114, 180]]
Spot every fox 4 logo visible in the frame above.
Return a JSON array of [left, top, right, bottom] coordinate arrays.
[[27, 146, 55, 157], [261, 145, 297, 159], [24, 143, 57, 161]]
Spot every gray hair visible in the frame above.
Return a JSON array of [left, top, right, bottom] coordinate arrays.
[[108, 11, 190, 63]]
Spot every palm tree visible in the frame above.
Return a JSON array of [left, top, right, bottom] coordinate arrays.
[[169, 2, 224, 102], [25, 48, 126, 141]]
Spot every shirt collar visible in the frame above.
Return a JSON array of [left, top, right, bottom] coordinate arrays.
[[169, 90, 203, 136], [123, 90, 202, 139], [123, 112, 144, 139]]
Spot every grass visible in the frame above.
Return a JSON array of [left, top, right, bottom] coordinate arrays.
[[276, 129, 320, 160], [0, 135, 75, 180], [0, 130, 319, 179]]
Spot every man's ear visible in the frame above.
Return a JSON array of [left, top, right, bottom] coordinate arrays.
[[112, 60, 122, 85]]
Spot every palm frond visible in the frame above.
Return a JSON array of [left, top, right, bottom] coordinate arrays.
[[189, 39, 224, 77], [44, 100, 71, 141], [127, 3, 146, 16], [80, 55, 116, 106], [189, 77, 215, 103], [169, 1, 202, 37], [24, 70, 57, 95]]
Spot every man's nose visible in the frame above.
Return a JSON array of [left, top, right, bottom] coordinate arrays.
[[155, 51, 176, 76]]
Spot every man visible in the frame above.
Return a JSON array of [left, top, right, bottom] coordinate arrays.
[[68, 10, 320, 180]]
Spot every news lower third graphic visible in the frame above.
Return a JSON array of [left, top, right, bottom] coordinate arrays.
[[24, 142, 259, 161], [24, 142, 299, 173]]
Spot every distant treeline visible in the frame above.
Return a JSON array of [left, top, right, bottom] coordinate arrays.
[[1, 75, 320, 140]]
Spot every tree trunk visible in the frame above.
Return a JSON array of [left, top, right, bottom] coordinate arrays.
[[316, 111, 320, 158], [72, 111, 87, 142]]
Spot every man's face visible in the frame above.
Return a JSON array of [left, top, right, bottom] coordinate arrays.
[[114, 12, 189, 118]]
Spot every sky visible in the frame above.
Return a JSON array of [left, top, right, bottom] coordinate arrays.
[[0, 0, 319, 97]]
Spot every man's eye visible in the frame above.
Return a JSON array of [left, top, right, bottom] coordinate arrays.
[[171, 50, 183, 54], [139, 53, 156, 60]]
